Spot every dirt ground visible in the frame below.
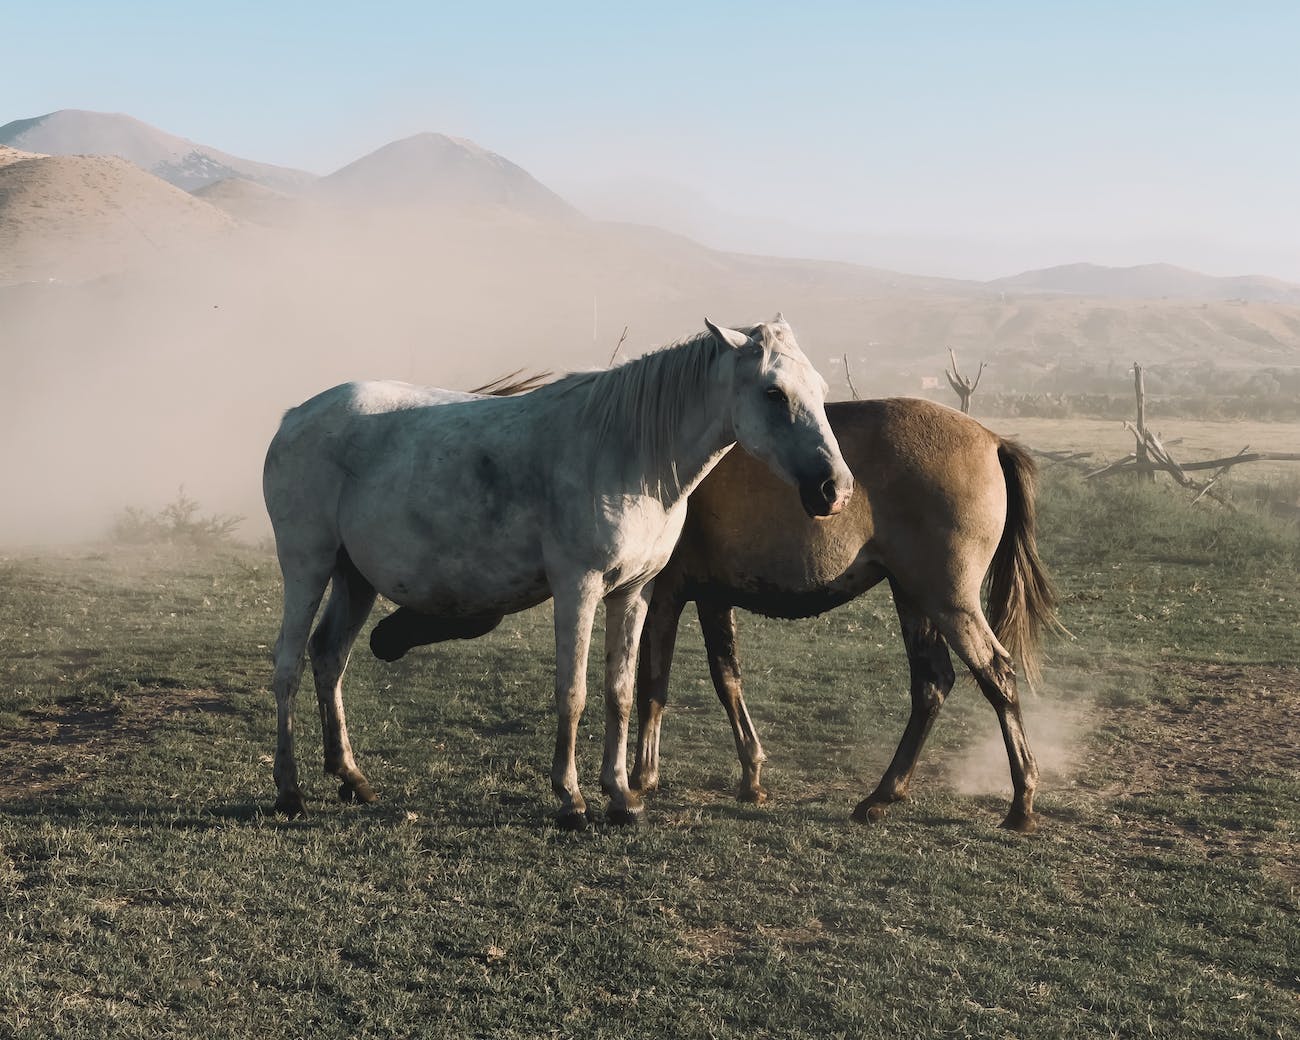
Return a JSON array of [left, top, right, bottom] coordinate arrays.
[[0, 688, 232, 801]]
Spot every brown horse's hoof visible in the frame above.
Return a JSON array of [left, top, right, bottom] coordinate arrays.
[[274, 791, 307, 819], [850, 799, 890, 824], [629, 772, 657, 794], [736, 784, 769, 805], [555, 810, 589, 832], [605, 805, 643, 828], [1000, 809, 1041, 834], [338, 779, 378, 804]]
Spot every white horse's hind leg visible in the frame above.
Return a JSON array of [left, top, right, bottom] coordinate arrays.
[[550, 574, 602, 830], [600, 584, 652, 825], [308, 550, 378, 805], [271, 557, 333, 817]]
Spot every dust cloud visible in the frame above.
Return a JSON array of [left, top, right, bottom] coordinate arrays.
[[948, 685, 1097, 798], [7, 143, 1297, 549], [0, 202, 795, 546]]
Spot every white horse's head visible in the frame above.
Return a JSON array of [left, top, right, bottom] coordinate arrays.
[[706, 315, 853, 518]]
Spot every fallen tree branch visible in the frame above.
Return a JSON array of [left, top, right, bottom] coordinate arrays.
[[1089, 451, 1300, 475]]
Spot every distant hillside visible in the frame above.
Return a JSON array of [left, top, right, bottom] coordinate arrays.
[[0, 151, 234, 283], [317, 132, 577, 219], [191, 176, 320, 227], [0, 110, 316, 193], [831, 293, 1300, 380], [988, 262, 1300, 305]]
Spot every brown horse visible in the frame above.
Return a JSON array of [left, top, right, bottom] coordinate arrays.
[[629, 397, 1059, 832]]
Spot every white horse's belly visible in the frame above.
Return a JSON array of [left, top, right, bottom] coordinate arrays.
[[338, 460, 552, 616], [347, 519, 550, 616]]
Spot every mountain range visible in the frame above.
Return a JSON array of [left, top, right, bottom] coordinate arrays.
[[1, 108, 1299, 378]]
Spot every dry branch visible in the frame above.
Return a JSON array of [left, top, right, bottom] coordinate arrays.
[[1030, 448, 1094, 463], [1092, 451, 1300, 475], [842, 353, 861, 400], [608, 325, 629, 367]]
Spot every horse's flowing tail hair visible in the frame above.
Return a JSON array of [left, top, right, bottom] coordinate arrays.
[[986, 439, 1061, 687]]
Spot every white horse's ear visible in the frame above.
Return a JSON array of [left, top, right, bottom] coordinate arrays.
[[704, 318, 751, 350], [771, 311, 787, 326]]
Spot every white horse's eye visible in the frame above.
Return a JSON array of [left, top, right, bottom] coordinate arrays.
[[765, 386, 788, 405]]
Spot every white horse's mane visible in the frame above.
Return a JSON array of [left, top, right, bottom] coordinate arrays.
[[542, 325, 772, 497]]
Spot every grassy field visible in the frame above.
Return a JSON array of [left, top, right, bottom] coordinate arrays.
[[1, 469, 1298, 1038]]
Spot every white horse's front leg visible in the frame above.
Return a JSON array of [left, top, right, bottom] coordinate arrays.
[[601, 583, 653, 825], [551, 574, 602, 830]]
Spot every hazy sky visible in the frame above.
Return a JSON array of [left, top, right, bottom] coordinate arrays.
[[6, 1, 1299, 279]]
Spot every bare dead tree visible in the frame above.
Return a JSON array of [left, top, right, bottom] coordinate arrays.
[[1080, 360, 1300, 506], [1130, 363, 1155, 482], [946, 348, 985, 414]]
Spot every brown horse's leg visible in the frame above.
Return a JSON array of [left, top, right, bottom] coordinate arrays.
[[600, 585, 652, 825], [308, 550, 379, 805], [630, 582, 685, 795], [697, 601, 768, 804], [852, 583, 955, 823], [941, 607, 1040, 833]]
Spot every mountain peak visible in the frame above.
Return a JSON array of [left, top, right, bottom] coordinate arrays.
[[318, 132, 576, 219]]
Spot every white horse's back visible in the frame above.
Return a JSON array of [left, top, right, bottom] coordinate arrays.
[[266, 380, 552, 616]]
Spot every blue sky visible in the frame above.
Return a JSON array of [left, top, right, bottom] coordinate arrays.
[[5, 1, 1298, 278]]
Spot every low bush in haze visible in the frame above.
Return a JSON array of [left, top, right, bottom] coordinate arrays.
[[111, 488, 243, 546]]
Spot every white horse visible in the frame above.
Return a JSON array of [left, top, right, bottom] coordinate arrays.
[[262, 316, 852, 827]]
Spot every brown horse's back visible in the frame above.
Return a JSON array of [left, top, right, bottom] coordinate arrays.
[[672, 398, 1007, 620]]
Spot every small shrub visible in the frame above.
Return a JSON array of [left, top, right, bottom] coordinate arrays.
[[111, 488, 243, 546]]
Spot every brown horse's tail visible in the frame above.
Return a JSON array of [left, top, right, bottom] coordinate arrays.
[[987, 439, 1060, 687]]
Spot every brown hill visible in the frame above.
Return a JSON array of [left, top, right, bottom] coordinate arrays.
[[191, 176, 318, 227], [987, 262, 1300, 306], [831, 292, 1300, 384], [0, 152, 234, 283], [0, 110, 316, 193]]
